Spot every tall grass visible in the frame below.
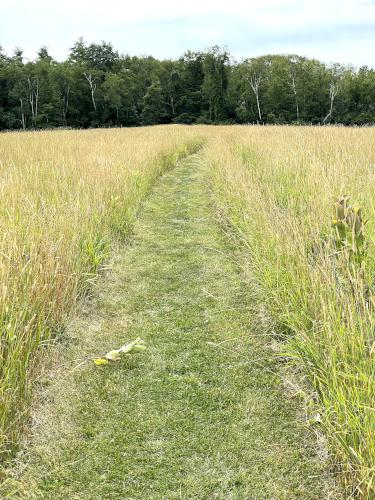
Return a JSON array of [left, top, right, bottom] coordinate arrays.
[[1, 124, 373, 496], [0, 125, 203, 460], [205, 126, 375, 498]]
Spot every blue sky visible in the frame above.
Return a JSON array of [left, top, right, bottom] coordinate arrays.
[[1, 0, 375, 66]]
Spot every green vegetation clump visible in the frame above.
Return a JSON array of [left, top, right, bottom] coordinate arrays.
[[332, 195, 367, 266]]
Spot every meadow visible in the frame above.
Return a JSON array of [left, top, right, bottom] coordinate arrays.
[[0, 125, 374, 498], [205, 126, 375, 497], [0, 126, 203, 457]]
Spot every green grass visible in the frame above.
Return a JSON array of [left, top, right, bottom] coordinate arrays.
[[3, 152, 336, 498]]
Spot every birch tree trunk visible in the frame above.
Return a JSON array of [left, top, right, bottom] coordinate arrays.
[[290, 74, 299, 122], [19, 97, 26, 130], [84, 73, 97, 111], [323, 82, 338, 124], [27, 77, 39, 127], [249, 75, 262, 122]]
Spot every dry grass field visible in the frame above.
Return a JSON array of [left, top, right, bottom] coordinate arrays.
[[205, 126, 375, 497], [0, 125, 374, 497], [0, 126, 203, 457]]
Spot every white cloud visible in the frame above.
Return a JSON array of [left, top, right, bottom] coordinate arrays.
[[1, 0, 374, 66]]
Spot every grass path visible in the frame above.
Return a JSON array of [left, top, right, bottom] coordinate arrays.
[[7, 153, 333, 498]]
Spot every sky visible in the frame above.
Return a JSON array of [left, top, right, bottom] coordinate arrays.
[[1, 0, 375, 67]]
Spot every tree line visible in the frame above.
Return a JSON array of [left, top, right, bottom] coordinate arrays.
[[0, 40, 374, 130]]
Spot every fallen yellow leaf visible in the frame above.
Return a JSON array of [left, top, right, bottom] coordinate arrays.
[[93, 358, 110, 366]]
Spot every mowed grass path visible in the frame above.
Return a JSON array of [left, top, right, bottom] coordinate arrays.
[[7, 153, 333, 498]]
